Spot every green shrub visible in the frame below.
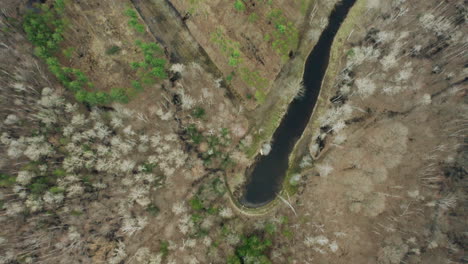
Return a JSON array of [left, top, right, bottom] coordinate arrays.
[[211, 178, 226, 195], [132, 40, 168, 82], [160, 241, 169, 256], [150, 67, 167, 79], [49, 186, 65, 194], [255, 90, 266, 104], [0, 173, 16, 188], [110, 88, 129, 103], [190, 196, 204, 211], [105, 45, 121, 55], [29, 182, 48, 195], [192, 107, 206, 119], [226, 72, 235, 83], [124, 8, 145, 33], [234, 0, 246, 12], [229, 235, 272, 264], [131, 80, 143, 92], [186, 124, 203, 144], [62, 47, 75, 58], [146, 204, 160, 216], [70, 210, 83, 216], [191, 213, 203, 224], [264, 222, 276, 235], [142, 162, 157, 173], [53, 169, 66, 177], [228, 50, 241, 66], [207, 206, 219, 215], [248, 13, 259, 23], [276, 24, 286, 33]]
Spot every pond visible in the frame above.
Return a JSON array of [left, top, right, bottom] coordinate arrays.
[[241, 0, 357, 207]]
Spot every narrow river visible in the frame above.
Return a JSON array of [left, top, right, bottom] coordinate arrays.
[[241, 0, 357, 207]]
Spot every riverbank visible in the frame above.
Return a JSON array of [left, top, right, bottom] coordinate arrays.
[[289, 0, 366, 165]]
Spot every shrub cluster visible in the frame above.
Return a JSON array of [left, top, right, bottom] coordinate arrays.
[[132, 40, 168, 84], [124, 8, 145, 33], [228, 235, 272, 264]]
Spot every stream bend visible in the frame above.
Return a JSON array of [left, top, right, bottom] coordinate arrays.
[[240, 0, 357, 208]]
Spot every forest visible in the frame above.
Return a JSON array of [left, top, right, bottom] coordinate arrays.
[[0, 0, 466, 263]]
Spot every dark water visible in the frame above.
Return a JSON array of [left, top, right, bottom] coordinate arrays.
[[241, 0, 357, 207]]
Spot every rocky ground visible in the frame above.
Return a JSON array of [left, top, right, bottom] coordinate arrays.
[[0, 0, 466, 263]]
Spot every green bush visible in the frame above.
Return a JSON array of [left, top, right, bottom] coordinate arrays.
[[160, 241, 169, 256], [53, 169, 66, 177], [191, 213, 203, 224], [186, 124, 203, 144], [131, 40, 168, 83], [234, 0, 246, 12], [110, 88, 129, 103], [146, 204, 160, 216], [264, 222, 276, 235], [70, 210, 83, 216], [255, 90, 266, 104], [248, 13, 259, 23], [29, 182, 48, 195], [229, 235, 272, 264], [49, 186, 65, 194], [0, 173, 16, 188], [228, 50, 241, 66], [62, 47, 75, 58], [190, 196, 204, 211], [192, 107, 206, 119], [105, 45, 121, 55], [124, 8, 145, 33], [142, 162, 157, 173]]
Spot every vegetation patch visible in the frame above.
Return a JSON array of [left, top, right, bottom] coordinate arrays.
[[266, 9, 299, 60], [228, 235, 272, 264], [124, 8, 145, 33], [233, 0, 246, 12], [211, 27, 243, 67], [23, 1, 129, 105], [24, 1, 168, 106]]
